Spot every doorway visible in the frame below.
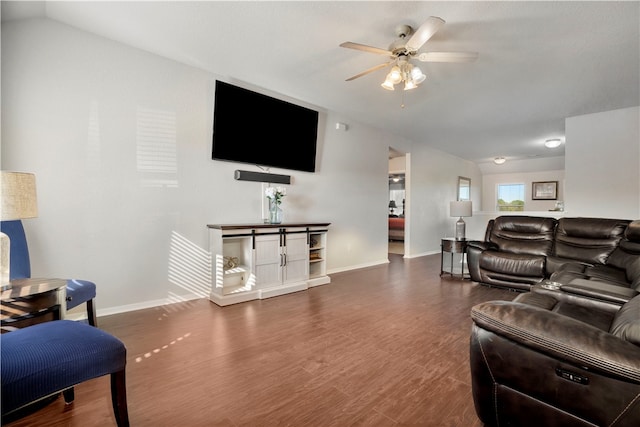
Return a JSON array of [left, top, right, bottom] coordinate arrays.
[[389, 148, 407, 255]]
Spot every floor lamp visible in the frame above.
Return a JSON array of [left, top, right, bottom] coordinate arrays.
[[1, 171, 38, 289], [450, 200, 472, 240]]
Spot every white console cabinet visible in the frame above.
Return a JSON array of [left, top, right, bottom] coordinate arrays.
[[207, 223, 330, 306]]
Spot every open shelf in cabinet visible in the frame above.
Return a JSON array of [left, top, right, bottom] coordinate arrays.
[[308, 231, 329, 284], [218, 236, 253, 294]]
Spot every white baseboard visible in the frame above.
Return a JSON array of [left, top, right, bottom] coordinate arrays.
[[327, 259, 389, 275], [79, 254, 436, 320]]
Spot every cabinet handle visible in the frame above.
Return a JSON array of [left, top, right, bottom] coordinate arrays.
[[283, 253, 287, 267]]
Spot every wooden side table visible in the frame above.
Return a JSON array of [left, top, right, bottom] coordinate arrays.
[[1, 278, 67, 332], [440, 238, 468, 279]]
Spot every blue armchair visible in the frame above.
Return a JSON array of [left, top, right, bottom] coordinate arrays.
[[1, 320, 129, 425], [0, 220, 97, 326]]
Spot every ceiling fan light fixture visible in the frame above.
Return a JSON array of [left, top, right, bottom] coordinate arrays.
[[404, 80, 418, 90], [389, 66, 402, 84], [381, 78, 395, 90], [410, 66, 426, 84], [340, 17, 478, 93], [545, 138, 562, 148], [493, 157, 506, 165]]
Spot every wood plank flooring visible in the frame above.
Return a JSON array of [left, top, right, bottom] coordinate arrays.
[[4, 254, 517, 427]]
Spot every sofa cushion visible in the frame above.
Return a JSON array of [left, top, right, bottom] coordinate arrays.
[[550, 262, 630, 289], [585, 265, 629, 283], [488, 216, 556, 256], [515, 290, 616, 330], [610, 295, 640, 346], [553, 217, 630, 265]]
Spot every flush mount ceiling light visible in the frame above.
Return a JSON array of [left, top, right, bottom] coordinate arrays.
[[544, 138, 562, 148], [493, 157, 506, 165]]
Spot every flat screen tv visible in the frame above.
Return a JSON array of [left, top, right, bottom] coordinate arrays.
[[212, 80, 319, 173]]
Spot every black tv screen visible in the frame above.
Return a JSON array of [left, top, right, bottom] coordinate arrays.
[[212, 80, 319, 172]]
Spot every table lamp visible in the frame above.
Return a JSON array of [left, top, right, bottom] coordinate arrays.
[[450, 200, 472, 240], [1, 171, 38, 287], [389, 200, 397, 215]]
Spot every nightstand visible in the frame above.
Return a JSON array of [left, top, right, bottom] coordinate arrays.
[[440, 238, 468, 279]]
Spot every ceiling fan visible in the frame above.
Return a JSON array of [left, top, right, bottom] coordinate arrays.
[[340, 16, 478, 91]]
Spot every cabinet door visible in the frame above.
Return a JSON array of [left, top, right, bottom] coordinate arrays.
[[283, 232, 309, 283], [254, 234, 282, 288]]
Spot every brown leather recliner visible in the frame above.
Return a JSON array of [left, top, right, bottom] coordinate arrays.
[[466, 216, 557, 291], [470, 291, 640, 426]]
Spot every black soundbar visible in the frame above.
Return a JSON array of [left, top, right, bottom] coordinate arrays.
[[234, 170, 291, 184]]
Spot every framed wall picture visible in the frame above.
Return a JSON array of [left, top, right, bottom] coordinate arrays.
[[532, 181, 558, 200]]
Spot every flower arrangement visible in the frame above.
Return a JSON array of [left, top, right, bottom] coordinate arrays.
[[265, 186, 286, 205]]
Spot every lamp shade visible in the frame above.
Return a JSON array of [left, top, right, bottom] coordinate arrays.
[[1, 171, 38, 220], [381, 78, 395, 91], [450, 200, 472, 218]]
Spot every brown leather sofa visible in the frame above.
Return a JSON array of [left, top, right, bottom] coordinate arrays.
[[470, 290, 640, 426], [467, 217, 639, 304]]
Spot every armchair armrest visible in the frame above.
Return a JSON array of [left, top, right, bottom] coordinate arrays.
[[471, 301, 640, 382]]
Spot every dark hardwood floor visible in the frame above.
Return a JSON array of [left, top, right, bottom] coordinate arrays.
[[5, 254, 517, 427]]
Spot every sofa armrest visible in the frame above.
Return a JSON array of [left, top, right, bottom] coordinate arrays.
[[466, 240, 497, 251], [471, 301, 640, 382], [466, 241, 498, 282], [562, 279, 639, 305]]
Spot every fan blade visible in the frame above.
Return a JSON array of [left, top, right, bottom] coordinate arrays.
[[416, 51, 479, 62], [345, 62, 392, 81], [405, 16, 445, 52], [340, 41, 392, 56]]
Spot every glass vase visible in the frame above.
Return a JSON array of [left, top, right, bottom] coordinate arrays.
[[269, 199, 283, 224]]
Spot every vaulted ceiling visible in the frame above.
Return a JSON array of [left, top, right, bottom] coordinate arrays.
[[3, 1, 639, 166]]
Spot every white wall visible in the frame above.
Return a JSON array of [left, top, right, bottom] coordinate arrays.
[[408, 146, 482, 256], [565, 106, 640, 219], [2, 18, 436, 316], [481, 170, 565, 212], [388, 156, 406, 174]]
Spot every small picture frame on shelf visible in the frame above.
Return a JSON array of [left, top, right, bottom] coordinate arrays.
[[532, 181, 558, 200]]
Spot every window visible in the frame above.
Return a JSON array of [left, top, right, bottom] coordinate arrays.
[[497, 183, 525, 211]]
